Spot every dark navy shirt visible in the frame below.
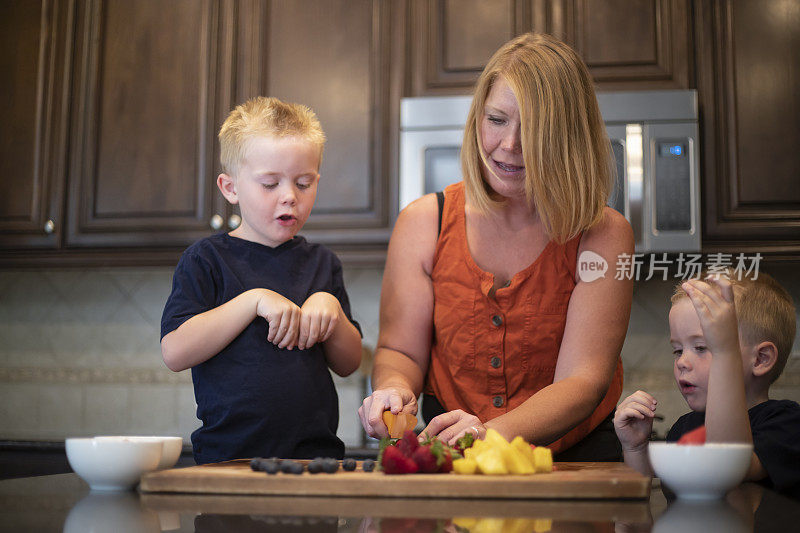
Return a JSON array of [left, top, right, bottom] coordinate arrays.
[[667, 399, 800, 497], [161, 233, 361, 464]]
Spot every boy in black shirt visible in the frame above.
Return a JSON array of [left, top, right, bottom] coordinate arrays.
[[161, 97, 362, 464], [614, 272, 800, 496]]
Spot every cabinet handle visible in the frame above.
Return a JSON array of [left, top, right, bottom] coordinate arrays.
[[44, 219, 55, 234], [228, 214, 241, 229], [210, 214, 223, 230]]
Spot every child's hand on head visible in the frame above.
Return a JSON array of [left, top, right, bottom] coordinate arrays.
[[255, 290, 302, 349], [614, 390, 657, 451], [298, 292, 341, 350], [682, 276, 740, 359]]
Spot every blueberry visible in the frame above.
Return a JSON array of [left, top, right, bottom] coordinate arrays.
[[281, 460, 299, 473], [322, 458, 339, 474], [250, 458, 263, 471], [263, 460, 280, 474], [307, 459, 323, 474], [362, 459, 375, 472], [342, 458, 357, 471], [289, 461, 304, 475]]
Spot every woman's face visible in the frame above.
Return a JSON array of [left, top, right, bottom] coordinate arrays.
[[479, 75, 526, 199]]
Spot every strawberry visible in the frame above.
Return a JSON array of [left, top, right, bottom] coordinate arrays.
[[397, 430, 420, 457], [412, 445, 439, 473], [382, 444, 419, 474], [677, 425, 706, 445], [439, 448, 454, 473]]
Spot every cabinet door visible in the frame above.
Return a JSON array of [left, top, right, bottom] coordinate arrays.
[[407, 0, 691, 95], [408, 0, 522, 95], [0, 0, 71, 249], [65, 0, 234, 247], [696, 0, 800, 253], [252, 0, 397, 255], [568, 0, 692, 89]]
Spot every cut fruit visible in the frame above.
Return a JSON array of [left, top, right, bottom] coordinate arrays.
[[382, 411, 418, 438]]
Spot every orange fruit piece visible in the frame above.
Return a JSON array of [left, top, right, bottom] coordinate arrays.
[[382, 411, 418, 438]]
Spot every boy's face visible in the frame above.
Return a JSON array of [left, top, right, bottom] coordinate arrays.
[[222, 135, 320, 248], [669, 298, 749, 412]]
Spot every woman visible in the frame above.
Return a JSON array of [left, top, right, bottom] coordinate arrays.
[[359, 33, 634, 460]]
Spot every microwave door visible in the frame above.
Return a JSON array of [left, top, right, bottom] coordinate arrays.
[[646, 122, 701, 252], [605, 124, 644, 250], [399, 129, 464, 210]]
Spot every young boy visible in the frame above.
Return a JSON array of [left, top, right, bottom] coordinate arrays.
[[614, 272, 800, 496], [161, 96, 362, 464]]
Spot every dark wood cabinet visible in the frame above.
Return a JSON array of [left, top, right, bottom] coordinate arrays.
[[407, 0, 692, 96], [257, 0, 396, 251], [568, 0, 692, 89], [65, 0, 233, 248], [1, 0, 400, 265], [0, 0, 72, 250], [1, 0, 798, 264], [695, 0, 800, 255]]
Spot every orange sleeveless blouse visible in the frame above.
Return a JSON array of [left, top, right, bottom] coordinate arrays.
[[426, 182, 623, 455]]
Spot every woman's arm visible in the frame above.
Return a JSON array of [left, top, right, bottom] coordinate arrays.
[[358, 194, 440, 438], [486, 207, 635, 443]]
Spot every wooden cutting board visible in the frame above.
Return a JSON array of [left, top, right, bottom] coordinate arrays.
[[140, 460, 650, 499]]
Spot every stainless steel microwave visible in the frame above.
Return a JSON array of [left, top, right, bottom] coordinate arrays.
[[400, 90, 701, 252]]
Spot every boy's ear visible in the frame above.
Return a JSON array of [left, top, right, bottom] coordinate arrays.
[[216, 173, 239, 204], [751, 341, 779, 378]]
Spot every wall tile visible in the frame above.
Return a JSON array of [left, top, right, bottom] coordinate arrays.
[[127, 385, 179, 435], [38, 385, 84, 438], [0, 384, 41, 435], [83, 385, 130, 435], [1, 267, 798, 450], [176, 383, 200, 441]]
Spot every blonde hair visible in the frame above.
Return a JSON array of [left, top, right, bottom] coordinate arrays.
[[461, 33, 613, 243], [671, 272, 797, 383], [218, 96, 326, 175]]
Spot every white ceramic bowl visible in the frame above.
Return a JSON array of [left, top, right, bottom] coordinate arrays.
[[94, 436, 183, 470], [66, 437, 161, 491], [649, 442, 753, 499]]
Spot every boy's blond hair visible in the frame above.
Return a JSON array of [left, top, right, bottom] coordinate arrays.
[[219, 96, 326, 175], [461, 32, 613, 244], [671, 272, 797, 383]]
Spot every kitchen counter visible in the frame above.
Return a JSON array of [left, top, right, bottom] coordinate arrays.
[[1, 472, 798, 532]]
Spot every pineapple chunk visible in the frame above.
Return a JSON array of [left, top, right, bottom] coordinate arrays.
[[533, 446, 553, 473], [452, 457, 478, 475], [475, 447, 508, 475]]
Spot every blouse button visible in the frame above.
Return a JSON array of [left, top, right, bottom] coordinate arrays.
[[490, 356, 501, 368], [491, 315, 503, 327], [492, 395, 504, 408]]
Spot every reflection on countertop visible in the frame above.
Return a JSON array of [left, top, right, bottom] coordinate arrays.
[[1, 473, 799, 532]]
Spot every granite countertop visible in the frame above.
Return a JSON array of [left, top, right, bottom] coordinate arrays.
[[1, 472, 799, 532]]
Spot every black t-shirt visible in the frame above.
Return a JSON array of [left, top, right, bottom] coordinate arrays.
[[666, 399, 800, 497], [161, 233, 361, 464]]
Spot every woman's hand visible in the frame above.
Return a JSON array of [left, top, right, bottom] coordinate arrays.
[[419, 410, 485, 447], [358, 388, 418, 439]]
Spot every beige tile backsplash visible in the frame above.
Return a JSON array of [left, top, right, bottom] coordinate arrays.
[[1, 265, 798, 450]]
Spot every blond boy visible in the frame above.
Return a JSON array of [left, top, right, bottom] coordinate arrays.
[[614, 273, 799, 496], [161, 97, 362, 463]]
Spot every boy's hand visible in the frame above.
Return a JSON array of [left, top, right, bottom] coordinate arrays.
[[614, 390, 657, 451], [298, 292, 341, 350], [682, 277, 740, 358], [255, 290, 301, 349]]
